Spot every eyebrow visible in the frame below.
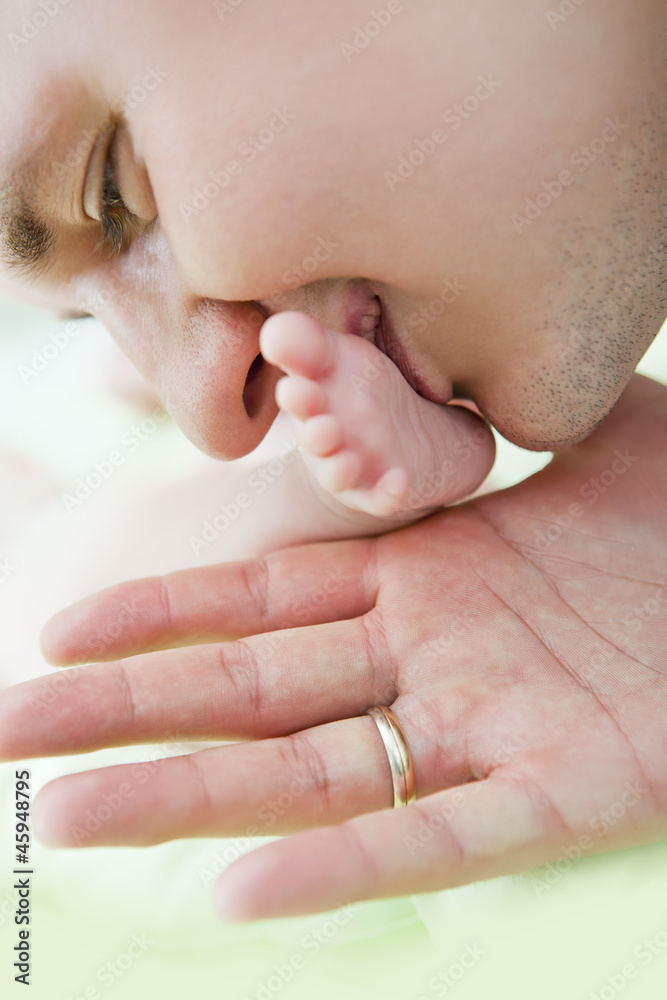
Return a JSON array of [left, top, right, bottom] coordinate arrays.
[[0, 161, 58, 283]]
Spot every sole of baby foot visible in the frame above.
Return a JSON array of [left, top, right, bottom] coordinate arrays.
[[261, 310, 495, 522]]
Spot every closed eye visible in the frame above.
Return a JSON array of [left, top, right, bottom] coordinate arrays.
[[96, 149, 143, 257]]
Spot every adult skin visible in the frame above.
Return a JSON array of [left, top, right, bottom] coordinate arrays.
[[1, 374, 666, 923], [0, 0, 665, 918]]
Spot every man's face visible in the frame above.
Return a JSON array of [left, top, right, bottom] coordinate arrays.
[[1, 0, 665, 457]]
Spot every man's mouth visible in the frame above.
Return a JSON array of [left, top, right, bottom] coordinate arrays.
[[364, 289, 449, 404], [248, 279, 447, 410], [336, 279, 449, 403], [343, 283, 383, 342]]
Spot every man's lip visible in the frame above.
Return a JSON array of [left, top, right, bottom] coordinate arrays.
[[342, 281, 382, 340], [254, 287, 450, 404], [252, 300, 272, 320], [253, 282, 379, 339], [373, 295, 451, 404]]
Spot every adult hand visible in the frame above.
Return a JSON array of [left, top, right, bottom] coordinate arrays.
[[1, 375, 665, 922]]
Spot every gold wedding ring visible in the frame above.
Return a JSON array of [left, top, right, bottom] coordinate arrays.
[[366, 705, 416, 808]]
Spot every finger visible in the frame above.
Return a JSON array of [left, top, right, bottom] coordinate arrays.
[[30, 716, 393, 847], [30, 702, 479, 848], [40, 538, 379, 665], [211, 776, 563, 922], [0, 614, 400, 759]]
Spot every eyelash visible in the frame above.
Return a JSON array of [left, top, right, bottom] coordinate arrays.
[[96, 153, 142, 257]]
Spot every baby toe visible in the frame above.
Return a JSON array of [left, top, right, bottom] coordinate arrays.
[[302, 415, 343, 457], [276, 375, 327, 419], [317, 450, 363, 493], [260, 311, 334, 379]]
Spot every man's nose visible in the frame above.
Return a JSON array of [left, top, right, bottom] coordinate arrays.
[[162, 296, 282, 460], [76, 258, 282, 461]]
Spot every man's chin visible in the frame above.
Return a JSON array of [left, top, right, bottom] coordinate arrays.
[[478, 397, 621, 453]]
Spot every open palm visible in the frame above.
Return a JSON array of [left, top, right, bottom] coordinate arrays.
[[1, 374, 665, 921]]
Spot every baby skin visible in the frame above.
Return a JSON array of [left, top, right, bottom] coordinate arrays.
[[255, 311, 495, 546]]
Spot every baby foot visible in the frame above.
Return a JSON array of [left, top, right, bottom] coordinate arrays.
[[260, 311, 495, 520]]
